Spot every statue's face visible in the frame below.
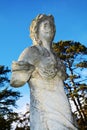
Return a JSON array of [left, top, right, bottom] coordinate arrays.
[[38, 20, 53, 42]]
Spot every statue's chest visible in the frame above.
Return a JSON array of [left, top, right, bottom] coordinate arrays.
[[31, 46, 58, 79], [38, 46, 57, 67], [38, 54, 58, 79]]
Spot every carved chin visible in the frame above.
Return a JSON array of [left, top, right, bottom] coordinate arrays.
[[44, 35, 53, 42]]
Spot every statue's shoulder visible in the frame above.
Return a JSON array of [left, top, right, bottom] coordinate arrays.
[[18, 45, 41, 62], [20, 45, 40, 56], [28, 45, 40, 55]]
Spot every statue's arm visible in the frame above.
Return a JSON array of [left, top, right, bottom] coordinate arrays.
[[10, 61, 35, 87], [10, 47, 35, 87]]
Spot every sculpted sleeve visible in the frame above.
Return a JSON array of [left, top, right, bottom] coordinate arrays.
[[10, 47, 36, 87]]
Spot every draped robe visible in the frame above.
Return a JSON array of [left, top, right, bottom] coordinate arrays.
[[10, 45, 77, 130]]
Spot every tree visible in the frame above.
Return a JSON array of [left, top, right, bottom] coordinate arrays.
[[15, 104, 30, 130], [0, 65, 21, 130], [0, 65, 10, 86], [53, 41, 87, 130], [15, 41, 87, 130]]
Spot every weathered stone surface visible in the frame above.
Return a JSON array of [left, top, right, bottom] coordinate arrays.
[[10, 14, 78, 130]]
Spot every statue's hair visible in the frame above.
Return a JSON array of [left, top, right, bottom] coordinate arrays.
[[29, 14, 56, 45]]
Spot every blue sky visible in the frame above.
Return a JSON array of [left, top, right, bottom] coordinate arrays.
[[0, 0, 87, 110]]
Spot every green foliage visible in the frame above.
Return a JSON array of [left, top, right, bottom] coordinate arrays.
[[76, 61, 87, 68], [0, 65, 10, 86], [0, 65, 21, 130], [53, 40, 87, 60], [53, 41, 87, 130], [0, 88, 21, 115], [15, 108, 30, 130]]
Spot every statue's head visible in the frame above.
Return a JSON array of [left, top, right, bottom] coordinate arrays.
[[30, 14, 56, 45]]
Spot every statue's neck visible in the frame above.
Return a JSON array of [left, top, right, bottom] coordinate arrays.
[[42, 40, 52, 52]]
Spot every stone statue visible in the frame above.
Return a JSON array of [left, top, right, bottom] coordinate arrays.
[[10, 14, 78, 130]]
